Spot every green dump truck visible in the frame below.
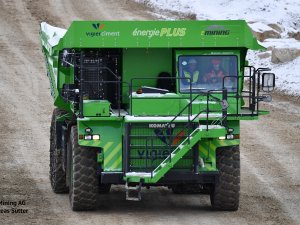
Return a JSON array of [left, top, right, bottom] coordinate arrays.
[[40, 20, 275, 211]]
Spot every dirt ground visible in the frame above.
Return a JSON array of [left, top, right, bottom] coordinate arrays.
[[0, 0, 299, 224]]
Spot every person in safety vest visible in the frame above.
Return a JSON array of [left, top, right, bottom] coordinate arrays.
[[204, 58, 226, 84], [182, 58, 201, 85]]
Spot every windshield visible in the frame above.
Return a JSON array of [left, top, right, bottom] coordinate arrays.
[[178, 55, 238, 93]]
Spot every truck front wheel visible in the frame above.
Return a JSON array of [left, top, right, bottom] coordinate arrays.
[[49, 108, 68, 193], [69, 126, 97, 211], [210, 145, 240, 211]]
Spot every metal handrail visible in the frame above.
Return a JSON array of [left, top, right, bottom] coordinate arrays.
[[147, 88, 228, 178], [222, 66, 271, 117]]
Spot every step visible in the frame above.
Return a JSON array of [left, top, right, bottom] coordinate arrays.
[[152, 128, 202, 181], [125, 182, 142, 201], [126, 128, 202, 183], [125, 172, 152, 178], [199, 125, 224, 130]]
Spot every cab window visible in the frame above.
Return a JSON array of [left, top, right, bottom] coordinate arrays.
[[178, 55, 238, 93]]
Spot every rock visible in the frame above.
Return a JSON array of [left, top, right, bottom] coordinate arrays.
[[288, 32, 300, 41], [268, 24, 283, 33], [258, 52, 271, 59], [253, 30, 281, 42], [250, 22, 281, 42], [271, 48, 300, 64]]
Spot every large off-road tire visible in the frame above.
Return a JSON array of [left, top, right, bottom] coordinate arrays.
[[69, 126, 97, 211], [50, 108, 68, 193], [210, 145, 240, 211]]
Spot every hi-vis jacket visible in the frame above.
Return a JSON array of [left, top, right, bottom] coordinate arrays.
[[183, 70, 200, 84]]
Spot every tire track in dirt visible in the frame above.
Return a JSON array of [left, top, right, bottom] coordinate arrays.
[[0, 101, 64, 225]]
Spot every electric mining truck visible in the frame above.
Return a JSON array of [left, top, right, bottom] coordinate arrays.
[[40, 20, 275, 211]]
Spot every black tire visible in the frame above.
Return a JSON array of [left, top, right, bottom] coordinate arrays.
[[210, 145, 240, 211], [50, 108, 68, 193], [69, 126, 97, 211]]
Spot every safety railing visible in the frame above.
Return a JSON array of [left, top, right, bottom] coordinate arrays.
[[125, 86, 229, 176], [222, 66, 271, 117]]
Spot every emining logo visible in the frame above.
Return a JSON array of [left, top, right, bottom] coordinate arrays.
[[201, 25, 230, 36], [92, 23, 105, 30]]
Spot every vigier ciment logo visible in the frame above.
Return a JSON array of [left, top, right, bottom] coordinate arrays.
[[86, 22, 120, 37], [92, 23, 105, 30]]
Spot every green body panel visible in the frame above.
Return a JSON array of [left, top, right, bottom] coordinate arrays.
[[131, 92, 242, 117], [77, 118, 123, 172], [130, 93, 183, 116], [199, 138, 240, 172], [122, 48, 172, 103], [83, 100, 110, 117]]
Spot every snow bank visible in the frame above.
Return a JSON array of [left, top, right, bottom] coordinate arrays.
[[247, 38, 300, 96], [262, 39, 300, 49], [247, 50, 300, 96], [134, 0, 300, 35]]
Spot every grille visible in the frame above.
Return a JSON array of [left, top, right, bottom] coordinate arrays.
[[127, 122, 194, 172], [81, 57, 108, 100], [74, 50, 121, 105]]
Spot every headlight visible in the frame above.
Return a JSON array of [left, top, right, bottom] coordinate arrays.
[[92, 135, 100, 140], [84, 135, 92, 140]]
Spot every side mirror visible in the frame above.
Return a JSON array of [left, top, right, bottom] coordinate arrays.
[[262, 94, 272, 102], [262, 73, 275, 92]]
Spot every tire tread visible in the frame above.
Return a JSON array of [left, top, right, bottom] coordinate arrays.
[[210, 145, 240, 211]]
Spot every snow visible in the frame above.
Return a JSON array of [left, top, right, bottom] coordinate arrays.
[[40, 22, 67, 47], [126, 172, 152, 177], [189, 100, 217, 104], [125, 113, 223, 122], [198, 113, 222, 118], [134, 0, 300, 96], [249, 22, 277, 33], [125, 115, 198, 121], [261, 39, 300, 49], [131, 92, 176, 97], [247, 51, 300, 96], [178, 143, 184, 149], [251, 37, 300, 96], [134, 0, 300, 35], [246, 37, 300, 95], [199, 125, 224, 130]]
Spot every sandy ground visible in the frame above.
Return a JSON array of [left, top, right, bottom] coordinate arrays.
[[0, 0, 299, 224]]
